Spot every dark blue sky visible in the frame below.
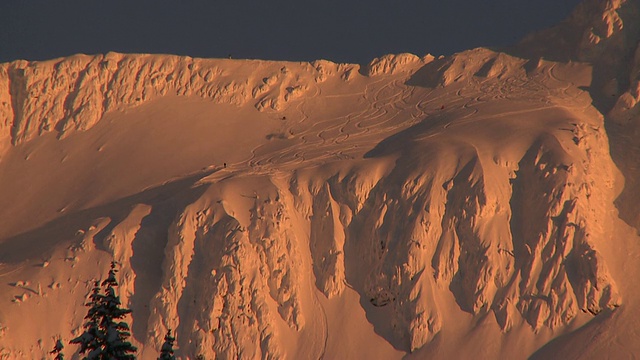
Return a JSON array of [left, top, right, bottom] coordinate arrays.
[[0, 0, 581, 64]]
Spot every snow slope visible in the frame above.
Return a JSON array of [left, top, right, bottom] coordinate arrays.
[[0, 1, 639, 359]]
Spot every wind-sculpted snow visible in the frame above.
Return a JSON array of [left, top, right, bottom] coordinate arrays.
[[0, 53, 379, 146], [549, 0, 640, 234], [127, 110, 620, 356], [0, 3, 636, 356], [144, 193, 288, 359]]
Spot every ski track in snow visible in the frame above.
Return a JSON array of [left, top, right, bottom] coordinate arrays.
[[2, 34, 639, 358], [231, 61, 593, 178]]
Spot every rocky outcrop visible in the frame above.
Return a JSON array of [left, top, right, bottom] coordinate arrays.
[[519, 0, 640, 111]]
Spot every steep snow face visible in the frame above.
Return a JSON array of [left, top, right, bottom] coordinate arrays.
[[0, 52, 437, 242], [516, 0, 640, 281], [0, 44, 628, 359], [0, 54, 313, 145], [547, 0, 640, 232], [93, 111, 621, 357]]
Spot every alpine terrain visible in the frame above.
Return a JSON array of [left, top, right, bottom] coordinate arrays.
[[1, 0, 640, 358]]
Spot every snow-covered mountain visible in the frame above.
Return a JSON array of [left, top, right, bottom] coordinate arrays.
[[0, 0, 639, 358]]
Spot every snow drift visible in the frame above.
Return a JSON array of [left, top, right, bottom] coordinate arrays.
[[0, 0, 639, 359]]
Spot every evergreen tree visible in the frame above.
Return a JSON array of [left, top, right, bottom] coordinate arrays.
[[70, 281, 104, 358], [158, 329, 176, 360], [100, 262, 137, 359], [70, 262, 137, 359], [50, 338, 65, 360]]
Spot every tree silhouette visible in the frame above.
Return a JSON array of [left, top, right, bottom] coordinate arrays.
[[70, 281, 103, 357], [158, 329, 176, 360], [70, 262, 137, 359]]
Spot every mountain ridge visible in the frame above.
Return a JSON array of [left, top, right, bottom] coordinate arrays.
[[1, 1, 639, 358]]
